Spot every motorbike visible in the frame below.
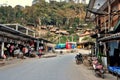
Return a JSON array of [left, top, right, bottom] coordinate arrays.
[[75, 53, 83, 64], [92, 59, 105, 78]]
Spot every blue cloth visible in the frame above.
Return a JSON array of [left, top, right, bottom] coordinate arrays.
[[108, 66, 120, 74], [108, 41, 119, 56]]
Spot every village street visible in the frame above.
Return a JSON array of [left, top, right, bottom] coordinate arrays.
[[0, 0, 119, 80], [0, 49, 116, 80]]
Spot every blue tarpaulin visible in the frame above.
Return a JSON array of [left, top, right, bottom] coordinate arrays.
[[55, 43, 66, 49]]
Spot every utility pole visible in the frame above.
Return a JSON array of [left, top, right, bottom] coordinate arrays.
[[72, 35, 73, 42], [59, 32, 60, 43]]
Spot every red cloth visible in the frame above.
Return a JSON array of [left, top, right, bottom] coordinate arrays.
[[96, 65, 103, 69], [92, 60, 98, 65], [66, 42, 71, 49]]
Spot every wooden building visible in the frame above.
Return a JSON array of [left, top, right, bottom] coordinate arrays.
[[77, 29, 94, 49], [86, 0, 120, 67]]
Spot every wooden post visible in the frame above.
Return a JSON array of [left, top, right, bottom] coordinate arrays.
[[104, 15, 107, 36], [101, 42, 108, 67], [96, 15, 99, 27], [36, 40, 40, 51], [107, 0, 111, 29], [16, 25, 18, 31], [59, 32, 60, 43], [103, 42, 107, 56], [1, 41, 4, 57], [26, 29, 28, 35]]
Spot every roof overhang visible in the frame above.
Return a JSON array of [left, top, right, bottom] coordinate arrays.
[[38, 38, 52, 43], [87, 8, 108, 15], [85, 0, 107, 22], [77, 41, 94, 44], [85, 0, 95, 22], [98, 33, 120, 42]]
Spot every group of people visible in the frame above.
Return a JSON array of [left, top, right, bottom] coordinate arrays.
[[1, 43, 35, 59]]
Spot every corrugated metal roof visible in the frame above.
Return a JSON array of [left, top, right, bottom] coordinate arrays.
[[85, 0, 107, 21]]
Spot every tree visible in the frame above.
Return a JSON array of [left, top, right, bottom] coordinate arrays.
[[0, 1, 88, 43]]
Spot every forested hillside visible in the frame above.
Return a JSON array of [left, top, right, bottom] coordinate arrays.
[[0, 0, 87, 30]]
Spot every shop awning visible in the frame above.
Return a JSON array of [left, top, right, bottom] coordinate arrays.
[[98, 32, 120, 41], [77, 41, 94, 44]]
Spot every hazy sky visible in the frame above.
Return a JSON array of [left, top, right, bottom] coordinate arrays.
[[0, 0, 33, 7], [0, 0, 89, 7]]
